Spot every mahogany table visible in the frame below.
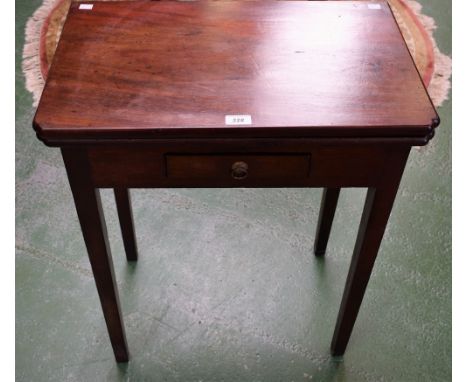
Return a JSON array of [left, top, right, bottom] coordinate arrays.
[[33, 0, 439, 363]]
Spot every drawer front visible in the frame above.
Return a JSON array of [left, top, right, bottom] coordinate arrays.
[[166, 154, 310, 180]]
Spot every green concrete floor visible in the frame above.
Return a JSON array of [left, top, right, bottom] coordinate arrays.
[[15, 1, 451, 381]]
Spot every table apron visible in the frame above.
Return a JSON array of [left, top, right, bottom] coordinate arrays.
[[66, 141, 412, 188]]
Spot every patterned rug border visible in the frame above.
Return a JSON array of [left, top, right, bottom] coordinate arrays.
[[396, 0, 435, 85]]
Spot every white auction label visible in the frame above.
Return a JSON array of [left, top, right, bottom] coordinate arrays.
[[79, 4, 94, 10], [225, 115, 252, 125], [367, 4, 381, 9]]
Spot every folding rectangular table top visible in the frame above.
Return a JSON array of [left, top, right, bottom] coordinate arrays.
[[34, 0, 438, 144]]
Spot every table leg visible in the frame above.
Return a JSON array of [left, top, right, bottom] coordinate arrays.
[[62, 149, 129, 362], [114, 188, 138, 261], [330, 151, 409, 356], [314, 188, 340, 256]]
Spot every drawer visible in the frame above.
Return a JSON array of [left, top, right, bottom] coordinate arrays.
[[165, 154, 310, 180]]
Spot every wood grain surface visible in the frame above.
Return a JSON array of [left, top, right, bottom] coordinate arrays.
[[33, 1, 439, 144]]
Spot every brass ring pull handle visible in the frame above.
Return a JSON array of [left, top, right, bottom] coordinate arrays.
[[231, 161, 249, 180]]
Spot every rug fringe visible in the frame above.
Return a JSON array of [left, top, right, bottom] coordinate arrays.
[[22, 0, 58, 107], [429, 48, 452, 106], [407, 0, 452, 106]]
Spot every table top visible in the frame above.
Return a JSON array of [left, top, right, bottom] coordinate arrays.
[[33, 0, 439, 144]]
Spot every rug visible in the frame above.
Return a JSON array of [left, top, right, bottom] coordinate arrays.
[[22, 0, 452, 108]]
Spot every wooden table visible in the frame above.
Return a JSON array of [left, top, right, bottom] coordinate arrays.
[[33, 1, 439, 363]]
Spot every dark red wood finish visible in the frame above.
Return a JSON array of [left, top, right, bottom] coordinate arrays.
[[32, 1, 440, 363], [314, 188, 341, 256], [62, 149, 129, 362], [331, 148, 410, 355], [34, 0, 438, 145], [114, 188, 138, 261]]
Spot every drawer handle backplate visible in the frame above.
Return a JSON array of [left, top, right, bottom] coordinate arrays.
[[231, 161, 249, 180]]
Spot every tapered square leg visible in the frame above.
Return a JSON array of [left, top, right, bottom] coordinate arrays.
[[62, 149, 129, 363], [114, 188, 138, 261], [330, 150, 409, 356], [314, 188, 340, 256]]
